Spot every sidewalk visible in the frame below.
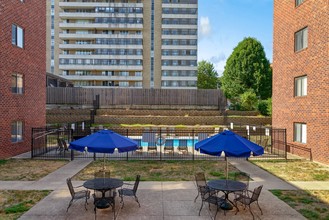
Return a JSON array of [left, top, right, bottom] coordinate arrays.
[[0, 158, 318, 219]]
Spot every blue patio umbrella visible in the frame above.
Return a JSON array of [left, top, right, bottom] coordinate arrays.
[[69, 129, 138, 170], [195, 130, 264, 178]]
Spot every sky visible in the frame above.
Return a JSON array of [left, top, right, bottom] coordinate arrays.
[[198, 0, 273, 76]]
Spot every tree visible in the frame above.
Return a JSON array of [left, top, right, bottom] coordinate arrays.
[[221, 37, 272, 101], [197, 60, 219, 89], [240, 89, 258, 111]]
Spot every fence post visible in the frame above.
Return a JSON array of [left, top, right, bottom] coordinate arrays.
[[71, 150, 74, 161], [160, 129, 162, 161], [126, 129, 129, 161], [284, 129, 287, 161], [31, 128, 34, 158], [192, 129, 195, 161]]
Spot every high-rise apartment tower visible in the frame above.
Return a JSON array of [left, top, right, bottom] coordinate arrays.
[[48, 0, 198, 89]]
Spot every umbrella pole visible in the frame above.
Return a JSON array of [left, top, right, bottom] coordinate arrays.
[[103, 153, 105, 171], [225, 156, 228, 180]]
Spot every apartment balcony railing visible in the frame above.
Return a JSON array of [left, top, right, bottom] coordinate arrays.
[[59, 23, 143, 29], [59, 2, 143, 8], [59, 54, 143, 60], [59, 44, 143, 50], [59, 33, 143, 39], [59, 12, 143, 19], [59, 64, 143, 71], [63, 75, 143, 81]]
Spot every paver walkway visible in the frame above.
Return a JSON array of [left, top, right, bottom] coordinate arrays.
[[3, 158, 328, 219]]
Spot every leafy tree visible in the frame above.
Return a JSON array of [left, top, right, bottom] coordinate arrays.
[[221, 37, 272, 101], [240, 89, 258, 111], [257, 98, 272, 116], [197, 60, 219, 89]]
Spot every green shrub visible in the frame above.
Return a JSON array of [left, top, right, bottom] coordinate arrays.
[[258, 100, 269, 116], [240, 89, 258, 111], [267, 98, 272, 116], [257, 98, 272, 116]]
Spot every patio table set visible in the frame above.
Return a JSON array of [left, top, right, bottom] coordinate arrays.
[[66, 129, 265, 219]]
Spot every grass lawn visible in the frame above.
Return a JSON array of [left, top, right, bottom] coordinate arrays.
[[0, 190, 50, 220], [252, 159, 329, 181], [0, 159, 68, 181], [73, 160, 240, 181], [271, 190, 329, 220], [252, 159, 329, 220]]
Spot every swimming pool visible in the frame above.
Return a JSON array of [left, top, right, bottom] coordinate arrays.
[[138, 139, 199, 147]]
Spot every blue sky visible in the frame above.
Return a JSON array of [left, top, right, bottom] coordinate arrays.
[[198, 0, 273, 76]]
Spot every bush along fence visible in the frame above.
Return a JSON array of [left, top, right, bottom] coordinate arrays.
[[31, 122, 287, 161]]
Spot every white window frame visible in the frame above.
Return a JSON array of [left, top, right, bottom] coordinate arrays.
[[12, 73, 24, 94], [295, 27, 308, 52], [294, 123, 307, 144], [295, 0, 304, 7], [294, 75, 307, 97], [11, 121, 23, 143], [12, 24, 24, 48]]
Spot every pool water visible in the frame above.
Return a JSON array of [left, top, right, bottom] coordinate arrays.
[[139, 139, 198, 147]]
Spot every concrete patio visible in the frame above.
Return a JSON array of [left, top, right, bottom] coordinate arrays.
[[18, 181, 305, 220], [0, 158, 308, 220]]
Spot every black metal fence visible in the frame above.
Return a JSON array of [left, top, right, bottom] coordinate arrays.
[[31, 123, 287, 161]]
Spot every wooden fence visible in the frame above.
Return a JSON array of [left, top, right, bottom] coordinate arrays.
[[47, 87, 227, 109]]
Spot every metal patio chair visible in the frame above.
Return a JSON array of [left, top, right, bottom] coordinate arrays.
[[66, 178, 90, 212], [198, 182, 225, 219], [234, 185, 263, 219], [233, 171, 250, 198], [118, 174, 141, 208], [194, 172, 217, 202]]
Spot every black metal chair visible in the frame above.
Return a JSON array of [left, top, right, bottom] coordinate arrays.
[[118, 175, 141, 208], [66, 178, 90, 212], [234, 185, 263, 219], [198, 183, 225, 219], [194, 172, 217, 202], [233, 171, 250, 198]]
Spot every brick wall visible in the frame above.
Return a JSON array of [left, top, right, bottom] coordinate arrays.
[[0, 0, 46, 158], [273, 0, 329, 164]]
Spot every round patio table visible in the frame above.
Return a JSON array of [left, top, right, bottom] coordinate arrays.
[[207, 180, 246, 210], [84, 178, 123, 192]]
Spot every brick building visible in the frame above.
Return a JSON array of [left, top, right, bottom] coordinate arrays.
[[273, 0, 328, 164], [0, 0, 46, 158]]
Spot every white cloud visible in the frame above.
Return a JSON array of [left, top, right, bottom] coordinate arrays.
[[210, 53, 226, 64], [199, 16, 211, 38]]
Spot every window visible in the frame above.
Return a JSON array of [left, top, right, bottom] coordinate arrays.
[[295, 27, 308, 52], [11, 121, 23, 142], [294, 123, 307, 143], [294, 76, 307, 96], [12, 24, 24, 48], [296, 0, 304, 6], [12, 74, 24, 94]]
